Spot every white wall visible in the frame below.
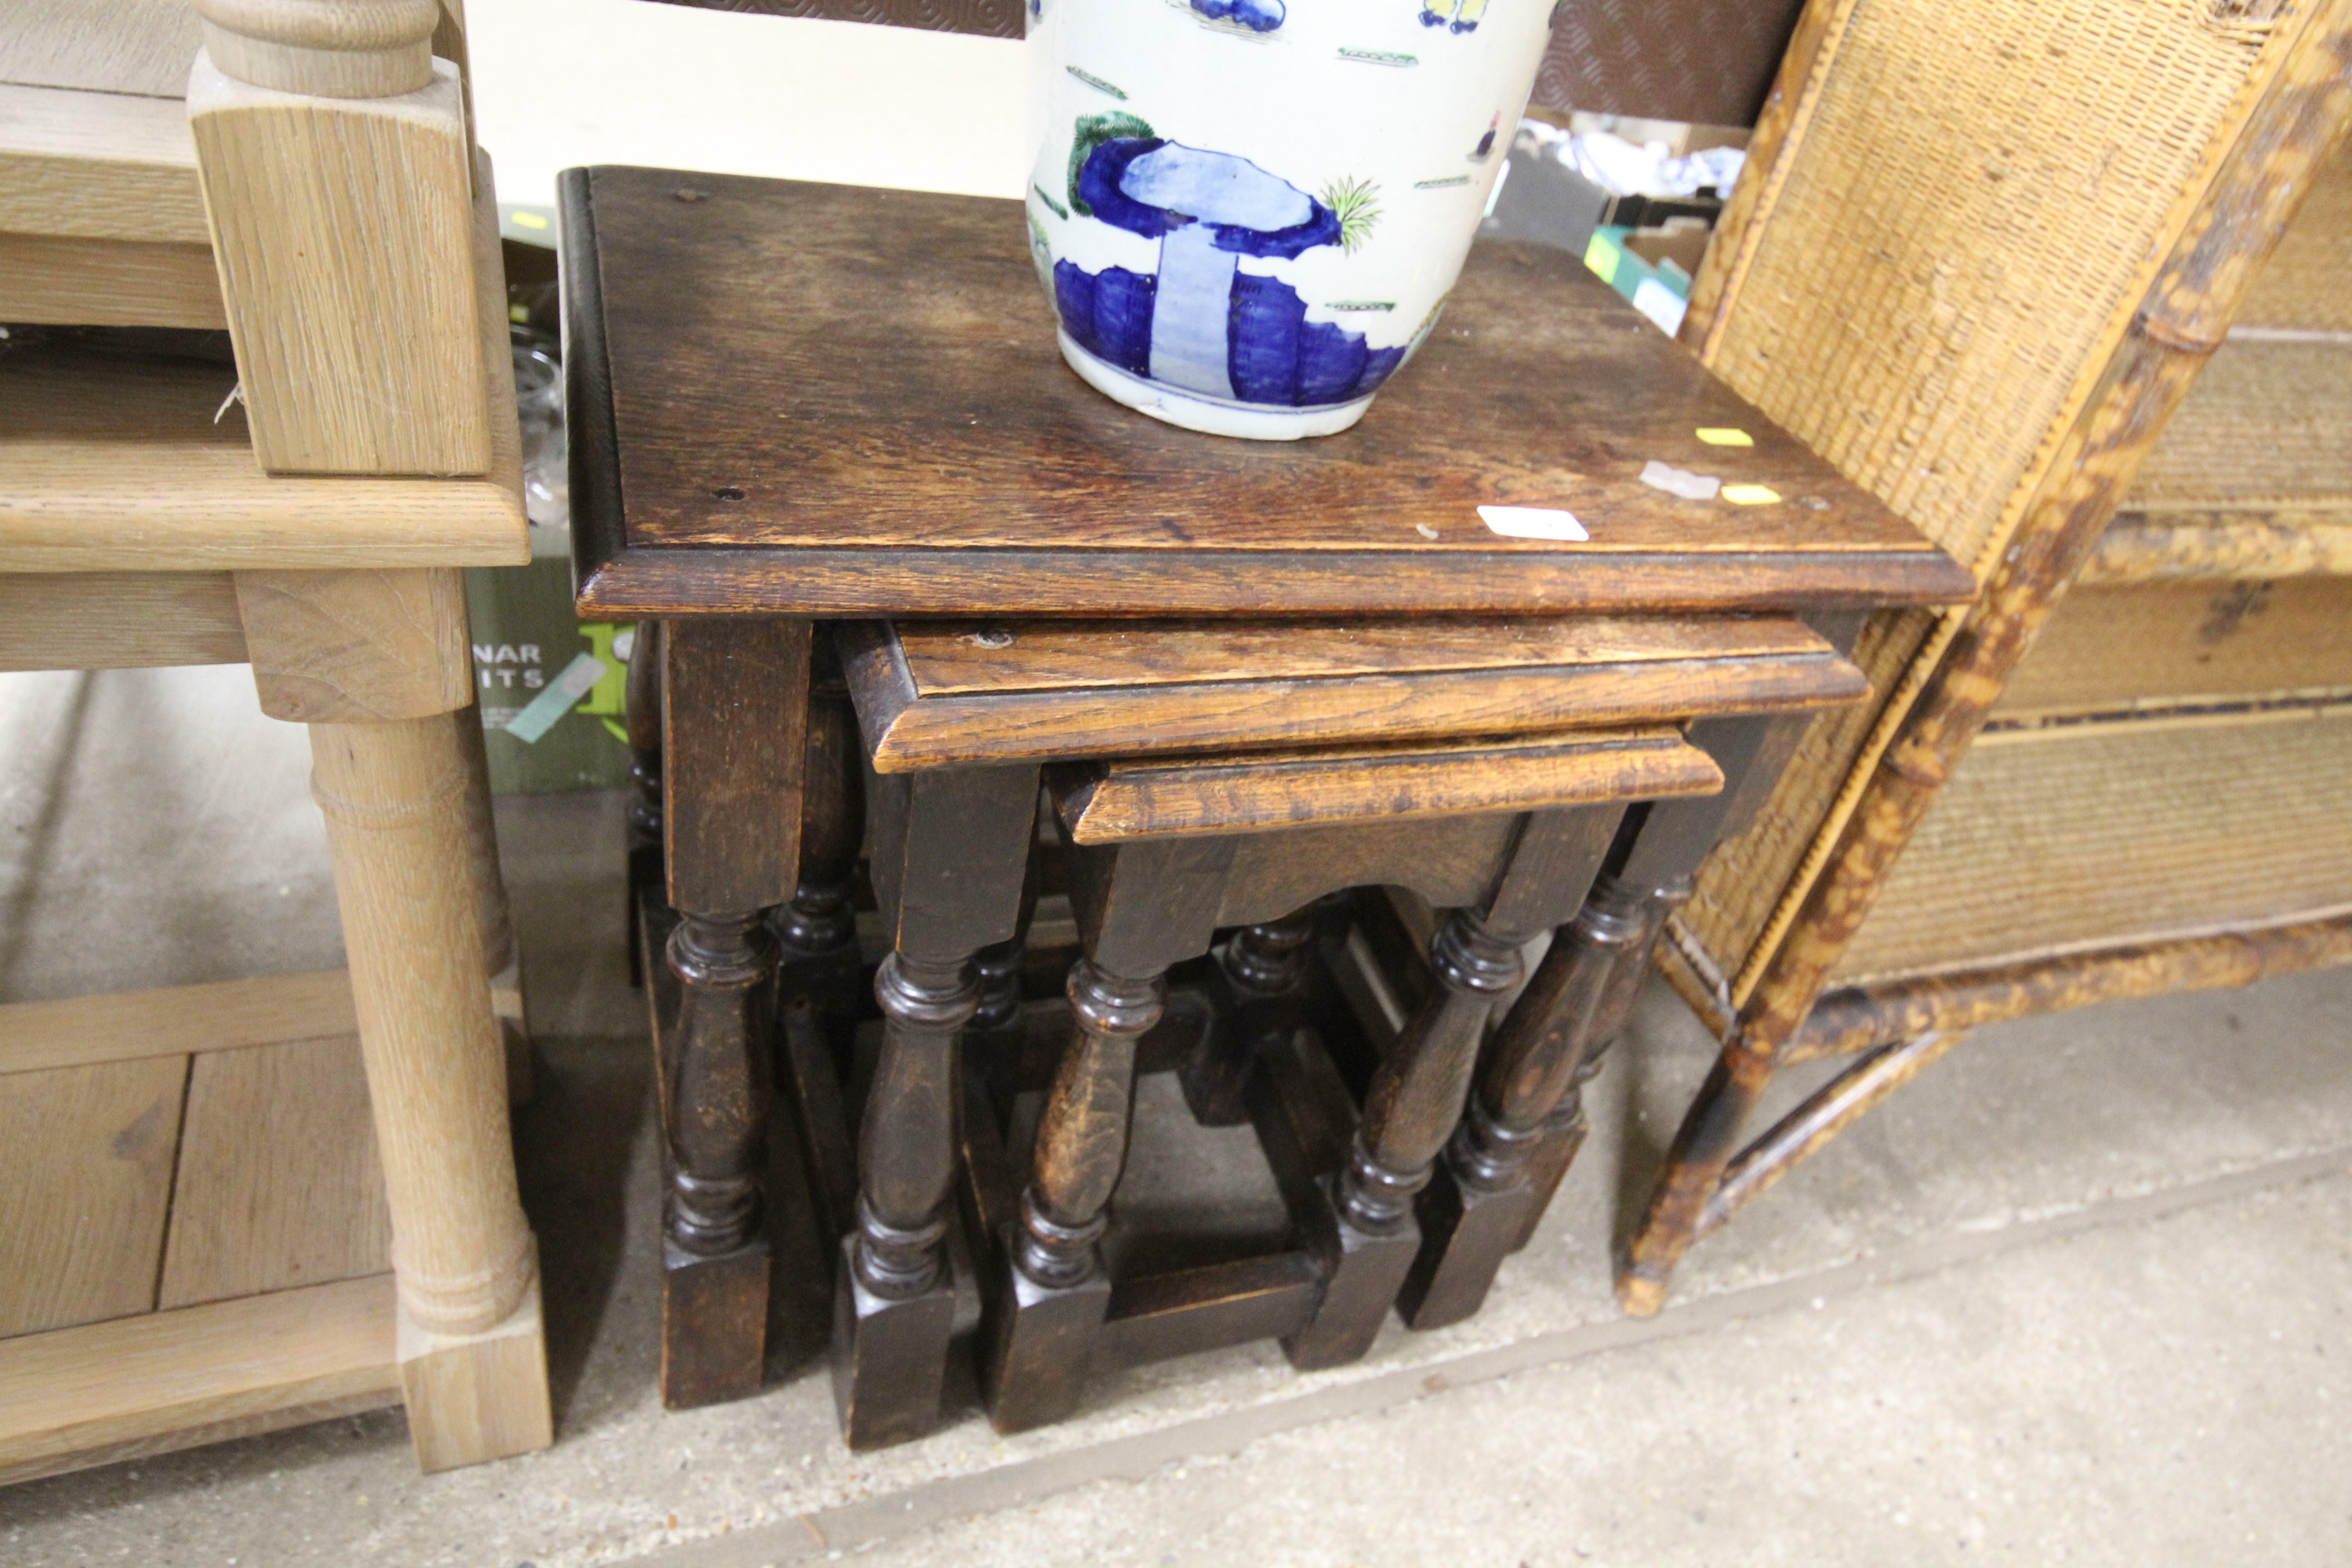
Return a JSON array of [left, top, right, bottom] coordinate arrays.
[[466, 0, 1027, 209]]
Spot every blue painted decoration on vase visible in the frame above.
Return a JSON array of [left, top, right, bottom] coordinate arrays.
[[1029, 0, 1558, 437], [1188, 0, 1286, 31]]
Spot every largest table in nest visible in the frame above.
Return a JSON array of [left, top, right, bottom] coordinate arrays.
[[560, 164, 1971, 620]]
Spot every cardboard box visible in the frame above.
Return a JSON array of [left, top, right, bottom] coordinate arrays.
[[464, 555, 634, 795]]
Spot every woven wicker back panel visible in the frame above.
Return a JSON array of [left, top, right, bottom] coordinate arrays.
[[1706, 0, 2262, 576], [1996, 577, 2352, 716], [1678, 606, 1936, 975], [2239, 138, 2352, 329], [1536, 0, 1804, 124], [2122, 340, 2352, 510], [1679, 0, 2287, 1001], [1829, 707, 2352, 985]]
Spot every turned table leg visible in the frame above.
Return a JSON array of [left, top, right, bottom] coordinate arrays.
[[833, 951, 977, 1449], [834, 765, 1038, 1448], [1284, 907, 1525, 1367], [1398, 872, 1656, 1327], [311, 715, 553, 1470], [774, 637, 866, 1016], [238, 564, 554, 1471], [1286, 807, 1616, 1368], [774, 645, 871, 1253], [985, 958, 1164, 1434], [1185, 905, 1317, 1127], [452, 702, 530, 1101], [657, 617, 811, 1408]]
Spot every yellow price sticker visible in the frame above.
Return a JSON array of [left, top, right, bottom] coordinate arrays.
[[1695, 427, 1753, 446], [1720, 484, 1782, 506]]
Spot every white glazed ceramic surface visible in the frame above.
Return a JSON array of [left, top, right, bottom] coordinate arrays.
[[1026, 0, 1556, 439]]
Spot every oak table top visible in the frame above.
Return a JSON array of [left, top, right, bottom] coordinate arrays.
[[560, 165, 1971, 619]]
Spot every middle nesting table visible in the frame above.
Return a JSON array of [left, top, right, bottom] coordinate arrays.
[[791, 613, 1868, 1446]]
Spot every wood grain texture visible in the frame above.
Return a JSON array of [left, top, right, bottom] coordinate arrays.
[[395, 1271, 553, 1472], [660, 616, 812, 914], [1992, 577, 2352, 719], [0, 571, 248, 669], [0, 0, 206, 98], [0, 1055, 186, 1338], [192, 0, 441, 100], [0, 342, 525, 571], [188, 52, 489, 474], [561, 167, 1969, 617], [0, 969, 358, 1076], [157, 1034, 392, 1311], [1214, 814, 1523, 931], [236, 565, 473, 721], [1057, 729, 1720, 843], [896, 615, 1836, 692], [852, 616, 1866, 772], [0, 230, 225, 327], [310, 715, 537, 1337], [0, 81, 208, 242], [0, 1274, 400, 1487]]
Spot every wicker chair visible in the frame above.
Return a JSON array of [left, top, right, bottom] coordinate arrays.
[[1613, 0, 2352, 1313]]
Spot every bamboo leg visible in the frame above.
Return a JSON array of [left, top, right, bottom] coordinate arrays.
[[310, 716, 551, 1470], [1614, 1032, 1775, 1318], [1696, 1031, 1966, 1241]]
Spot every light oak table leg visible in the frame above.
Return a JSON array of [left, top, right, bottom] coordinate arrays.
[[453, 703, 531, 1102], [310, 716, 552, 1470]]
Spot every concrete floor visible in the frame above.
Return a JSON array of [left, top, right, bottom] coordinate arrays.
[[4, 664, 2351, 1565]]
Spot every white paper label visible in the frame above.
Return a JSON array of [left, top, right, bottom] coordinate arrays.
[[1477, 505, 1588, 541]]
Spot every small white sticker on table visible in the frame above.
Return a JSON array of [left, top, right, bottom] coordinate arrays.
[[1478, 505, 1588, 541], [1638, 460, 1721, 501]]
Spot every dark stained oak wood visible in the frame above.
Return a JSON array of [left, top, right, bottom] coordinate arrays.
[[561, 167, 1973, 618], [1184, 906, 1320, 1128], [848, 616, 1863, 773], [1055, 729, 1720, 843], [837, 764, 1039, 1449], [660, 617, 810, 914], [1286, 807, 1620, 1368], [651, 617, 808, 1410], [639, 894, 772, 1410], [1095, 1253, 1325, 1371], [896, 616, 1840, 693]]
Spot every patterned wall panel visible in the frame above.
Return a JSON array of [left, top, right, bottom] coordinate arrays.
[[642, 0, 1801, 125], [647, 0, 1024, 37]]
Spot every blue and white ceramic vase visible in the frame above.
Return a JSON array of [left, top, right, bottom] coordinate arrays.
[[1026, 0, 1556, 439]]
